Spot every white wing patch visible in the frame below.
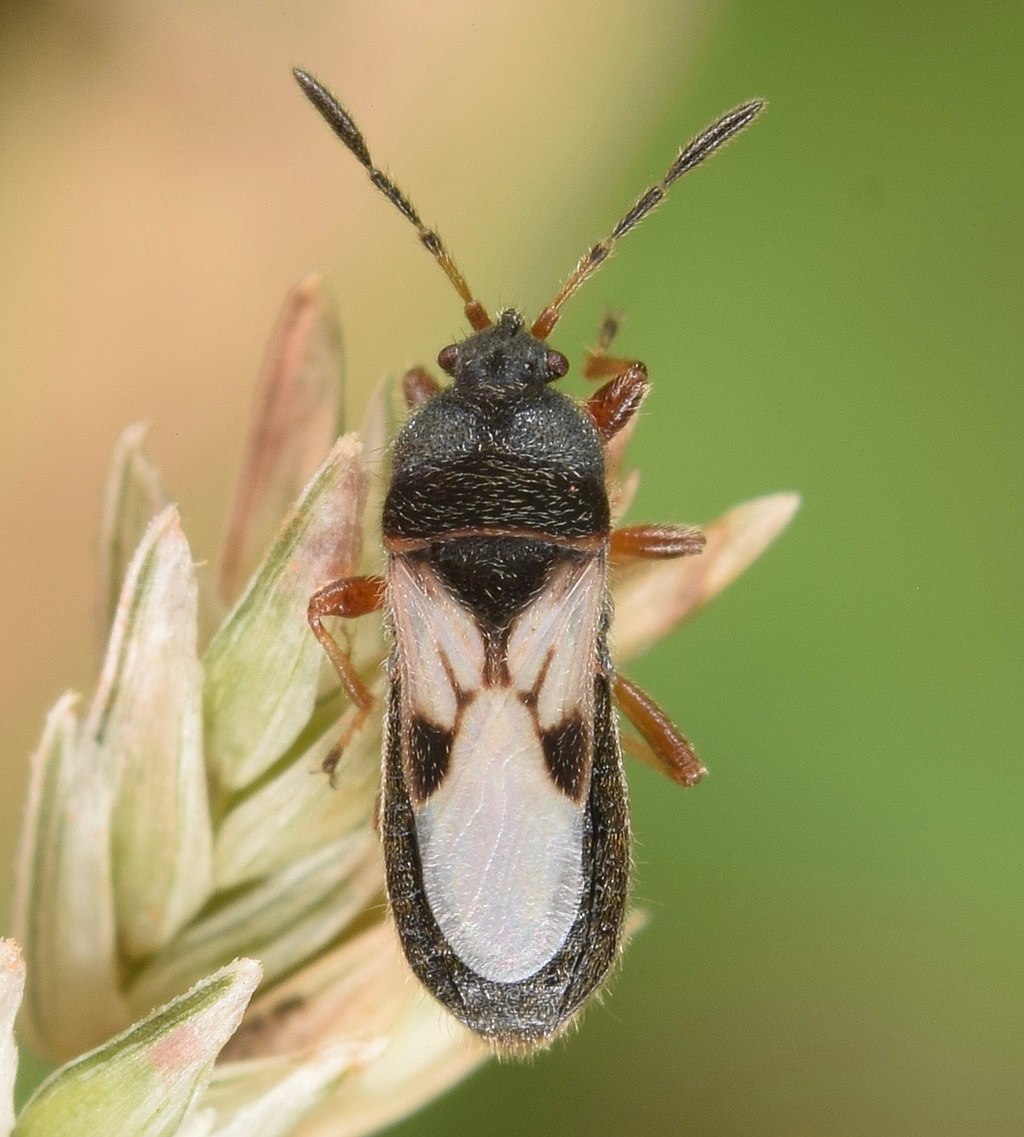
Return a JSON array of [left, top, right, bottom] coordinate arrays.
[[417, 691, 584, 981], [389, 556, 486, 730], [506, 556, 606, 731], [387, 552, 607, 983]]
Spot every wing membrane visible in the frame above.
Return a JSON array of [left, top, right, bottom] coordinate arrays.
[[387, 551, 606, 981]]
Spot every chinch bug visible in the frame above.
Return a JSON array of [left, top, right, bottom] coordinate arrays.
[[295, 67, 764, 1052]]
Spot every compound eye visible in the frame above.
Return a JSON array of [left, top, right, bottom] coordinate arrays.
[[437, 343, 459, 374], [545, 349, 570, 379]]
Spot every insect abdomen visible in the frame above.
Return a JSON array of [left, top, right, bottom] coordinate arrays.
[[381, 539, 629, 1048], [381, 668, 629, 1048]]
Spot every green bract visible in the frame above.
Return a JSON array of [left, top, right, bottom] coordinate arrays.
[[13, 961, 260, 1137]]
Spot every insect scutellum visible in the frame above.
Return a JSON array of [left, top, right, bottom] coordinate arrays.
[[296, 67, 764, 1051]]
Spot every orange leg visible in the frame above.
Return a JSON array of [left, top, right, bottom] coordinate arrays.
[[582, 312, 627, 377], [611, 524, 706, 563], [583, 313, 651, 442], [308, 574, 386, 778], [586, 369, 650, 441], [612, 672, 705, 787], [401, 366, 440, 410]]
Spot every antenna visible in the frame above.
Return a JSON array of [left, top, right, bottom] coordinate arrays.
[[293, 68, 491, 332], [531, 99, 765, 340]]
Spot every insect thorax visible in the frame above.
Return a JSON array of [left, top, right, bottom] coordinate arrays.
[[383, 314, 609, 542]]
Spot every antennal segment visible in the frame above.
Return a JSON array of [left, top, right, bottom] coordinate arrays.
[[531, 99, 765, 340], [294, 68, 491, 331]]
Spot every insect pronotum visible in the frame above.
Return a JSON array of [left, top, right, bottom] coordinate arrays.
[[295, 68, 764, 1052]]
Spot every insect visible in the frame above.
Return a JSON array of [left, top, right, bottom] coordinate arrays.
[[294, 67, 764, 1051]]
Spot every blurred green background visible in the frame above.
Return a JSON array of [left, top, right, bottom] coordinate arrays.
[[2, 1, 1021, 1134]]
